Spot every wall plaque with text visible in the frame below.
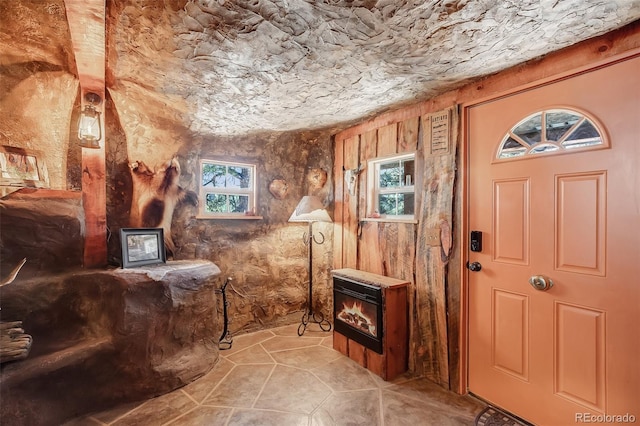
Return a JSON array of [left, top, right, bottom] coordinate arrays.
[[430, 110, 451, 155]]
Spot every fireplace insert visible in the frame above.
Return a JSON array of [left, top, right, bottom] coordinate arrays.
[[333, 276, 383, 354]]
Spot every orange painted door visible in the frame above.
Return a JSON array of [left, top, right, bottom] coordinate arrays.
[[468, 56, 640, 425]]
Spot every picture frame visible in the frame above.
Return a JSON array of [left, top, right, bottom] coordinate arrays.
[[120, 228, 166, 268], [0, 145, 49, 188]]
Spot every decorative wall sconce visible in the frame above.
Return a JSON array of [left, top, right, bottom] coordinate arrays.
[[78, 92, 102, 149]]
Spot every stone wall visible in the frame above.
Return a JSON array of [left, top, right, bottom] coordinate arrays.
[[92, 90, 335, 333], [169, 130, 334, 334], [0, 1, 79, 191], [0, 190, 84, 279], [92, 74, 335, 336]]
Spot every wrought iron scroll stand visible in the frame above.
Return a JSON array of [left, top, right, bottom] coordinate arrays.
[[216, 277, 233, 350], [298, 221, 332, 336]]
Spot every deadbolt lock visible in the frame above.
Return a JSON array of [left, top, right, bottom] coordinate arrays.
[[467, 261, 482, 272]]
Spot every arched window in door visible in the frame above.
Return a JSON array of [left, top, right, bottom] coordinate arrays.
[[496, 108, 606, 160]]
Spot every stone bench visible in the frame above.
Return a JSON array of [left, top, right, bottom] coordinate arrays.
[[0, 260, 220, 426]]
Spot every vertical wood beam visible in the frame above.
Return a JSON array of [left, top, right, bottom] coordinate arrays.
[[65, 0, 106, 94], [447, 107, 463, 393], [359, 130, 377, 219], [81, 142, 107, 268], [377, 123, 398, 156], [65, 0, 107, 267], [414, 107, 458, 387], [333, 137, 345, 270], [398, 117, 419, 154], [343, 136, 360, 269], [358, 222, 384, 274]]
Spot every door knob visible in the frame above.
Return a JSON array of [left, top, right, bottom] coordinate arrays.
[[529, 275, 553, 291], [467, 261, 482, 272]]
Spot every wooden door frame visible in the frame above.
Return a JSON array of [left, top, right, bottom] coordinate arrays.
[[457, 47, 640, 395]]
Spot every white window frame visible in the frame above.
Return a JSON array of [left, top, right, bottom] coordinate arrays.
[[366, 153, 416, 222], [495, 108, 607, 161], [198, 159, 260, 219]]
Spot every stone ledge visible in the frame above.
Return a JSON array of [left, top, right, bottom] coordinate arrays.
[[1, 336, 114, 388], [0, 260, 221, 426], [114, 259, 218, 281]]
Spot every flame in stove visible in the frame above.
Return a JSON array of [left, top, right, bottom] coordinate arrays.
[[337, 301, 377, 337]]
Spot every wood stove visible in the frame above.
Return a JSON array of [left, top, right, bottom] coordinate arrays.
[[333, 276, 383, 354]]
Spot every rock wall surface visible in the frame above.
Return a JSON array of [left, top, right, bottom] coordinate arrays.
[[0, 190, 84, 278], [169, 130, 335, 334], [0, 1, 78, 189]]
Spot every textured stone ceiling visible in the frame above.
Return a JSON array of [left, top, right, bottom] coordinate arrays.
[[2, 1, 640, 136]]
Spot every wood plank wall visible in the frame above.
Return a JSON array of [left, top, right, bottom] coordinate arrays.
[[333, 21, 640, 392], [333, 110, 457, 387]]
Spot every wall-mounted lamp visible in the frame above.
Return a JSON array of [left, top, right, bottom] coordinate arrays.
[[78, 92, 102, 149]]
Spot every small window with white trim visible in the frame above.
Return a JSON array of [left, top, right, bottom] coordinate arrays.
[[367, 153, 416, 219], [199, 160, 257, 218]]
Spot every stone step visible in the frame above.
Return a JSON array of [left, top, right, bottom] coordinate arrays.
[[0, 336, 115, 388]]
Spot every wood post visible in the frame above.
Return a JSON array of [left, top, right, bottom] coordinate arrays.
[[81, 147, 107, 267], [414, 106, 458, 386], [65, 0, 108, 267]]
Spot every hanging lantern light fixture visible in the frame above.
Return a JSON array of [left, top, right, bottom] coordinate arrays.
[[78, 92, 102, 149]]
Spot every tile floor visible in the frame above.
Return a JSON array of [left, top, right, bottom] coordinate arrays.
[[66, 324, 485, 425]]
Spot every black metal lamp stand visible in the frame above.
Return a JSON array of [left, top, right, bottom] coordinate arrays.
[[297, 220, 332, 336]]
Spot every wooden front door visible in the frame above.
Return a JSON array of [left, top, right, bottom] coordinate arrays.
[[468, 56, 640, 425]]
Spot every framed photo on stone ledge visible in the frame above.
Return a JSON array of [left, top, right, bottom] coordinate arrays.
[[120, 228, 166, 268], [0, 145, 49, 188]]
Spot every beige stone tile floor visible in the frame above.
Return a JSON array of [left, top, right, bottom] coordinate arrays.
[[66, 324, 485, 425]]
